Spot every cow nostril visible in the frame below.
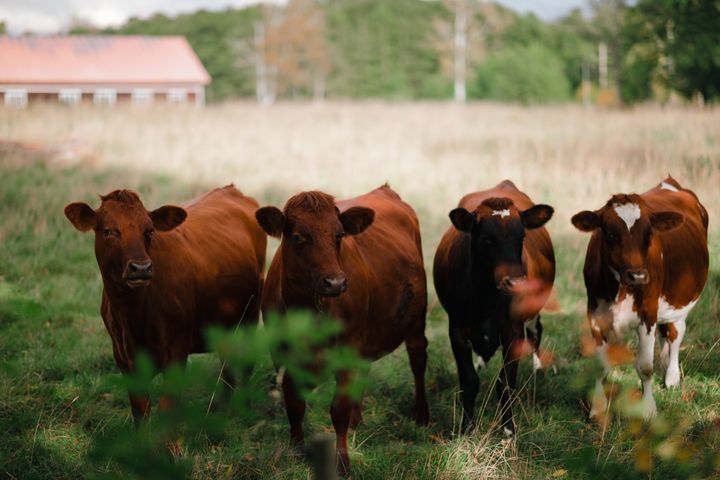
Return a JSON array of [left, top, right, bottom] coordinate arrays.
[[625, 269, 649, 285], [322, 275, 347, 292], [128, 260, 152, 274]]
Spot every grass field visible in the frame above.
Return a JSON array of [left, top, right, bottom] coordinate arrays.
[[0, 102, 718, 479]]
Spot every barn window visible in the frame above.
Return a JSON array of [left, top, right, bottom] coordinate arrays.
[[132, 88, 154, 105], [59, 89, 81, 105], [4, 89, 28, 107], [167, 88, 187, 103], [93, 89, 116, 105]]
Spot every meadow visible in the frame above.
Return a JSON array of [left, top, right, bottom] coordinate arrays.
[[0, 102, 718, 479]]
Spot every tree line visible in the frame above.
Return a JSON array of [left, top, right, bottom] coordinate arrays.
[[70, 0, 720, 105]]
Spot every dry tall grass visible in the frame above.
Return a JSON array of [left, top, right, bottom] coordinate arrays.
[[1, 101, 718, 248]]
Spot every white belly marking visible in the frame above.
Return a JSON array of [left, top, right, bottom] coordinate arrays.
[[657, 297, 697, 324]]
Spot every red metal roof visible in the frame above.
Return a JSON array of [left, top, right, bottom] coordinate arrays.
[[0, 35, 210, 85]]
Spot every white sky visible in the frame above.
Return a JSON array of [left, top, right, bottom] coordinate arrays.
[[0, 0, 587, 35]]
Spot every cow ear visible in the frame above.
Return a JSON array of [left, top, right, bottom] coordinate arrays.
[[650, 211, 684, 232], [150, 205, 187, 231], [64, 202, 96, 232], [571, 211, 600, 232], [449, 208, 474, 232], [521, 204, 554, 229], [340, 207, 374, 235], [256, 206, 285, 238]]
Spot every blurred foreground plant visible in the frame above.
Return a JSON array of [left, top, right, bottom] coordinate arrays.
[[87, 310, 367, 479]]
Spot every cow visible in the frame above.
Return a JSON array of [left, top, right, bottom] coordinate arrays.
[[255, 185, 428, 474], [433, 180, 555, 436], [64, 186, 266, 422], [571, 175, 708, 419]]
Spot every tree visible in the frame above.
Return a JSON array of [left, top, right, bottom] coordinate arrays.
[[473, 43, 571, 104], [627, 0, 720, 102], [255, 0, 330, 102], [589, 0, 627, 97]]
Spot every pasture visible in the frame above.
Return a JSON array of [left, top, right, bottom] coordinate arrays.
[[0, 102, 718, 479]]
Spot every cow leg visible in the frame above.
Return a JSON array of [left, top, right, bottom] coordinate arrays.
[[281, 373, 306, 450], [349, 401, 364, 429], [524, 315, 543, 371], [589, 341, 611, 420], [449, 325, 479, 431], [636, 323, 657, 419], [496, 338, 520, 436], [129, 392, 152, 426], [664, 319, 685, 388], [658, 324, 671, 375], [331, 371, 355, 475], [405, 329, 430, 425]]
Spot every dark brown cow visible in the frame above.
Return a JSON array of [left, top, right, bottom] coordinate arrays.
[[433, 180, 555, 435], [256, 185, 428, 474], [572, 175, 708, 419], [64, 186, 266, 421]]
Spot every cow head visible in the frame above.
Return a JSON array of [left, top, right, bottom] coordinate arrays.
[[256, 191, 374, 298], [449, 197, 553, 294], [571, 194, 684, 287], [64, 190, 187, 289]]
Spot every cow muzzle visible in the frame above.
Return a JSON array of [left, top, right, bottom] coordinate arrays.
[[498, 275, 527, 295], [623, 268, 649, 287], [315, 274, 347, 297], [123, 259, 153, 288]]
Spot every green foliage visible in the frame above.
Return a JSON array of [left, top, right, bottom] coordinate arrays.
[[1, 155, 718, 479], [325, 0, 446, 99], [472, 44, 571, 104], [623, 0, 720, 102], [73, 8, 262, 101], [87, 311, 367, 479]]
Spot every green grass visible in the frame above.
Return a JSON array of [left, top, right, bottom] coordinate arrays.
[[0, 154, 718, 479]]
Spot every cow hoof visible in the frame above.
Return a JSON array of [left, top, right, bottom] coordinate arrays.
[[336, 450, 351, 477], [664, 369, 680, 389], [412, 404, 430, 426], [475, 356, 487, 371], [642, 397, 657, 420]]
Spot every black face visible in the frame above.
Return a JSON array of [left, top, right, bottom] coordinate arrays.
[[450, 201, 554, 293], [470, 216, 526, 291]]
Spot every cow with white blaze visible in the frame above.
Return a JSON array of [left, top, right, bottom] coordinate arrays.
[[571, 175, 709, 419]]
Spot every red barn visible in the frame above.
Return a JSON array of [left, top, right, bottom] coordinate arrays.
[[0, 35, 210, 107]]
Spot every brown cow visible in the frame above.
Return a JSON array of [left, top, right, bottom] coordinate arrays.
[[433, 180, 555, 435], [572, 175, 708, 419], [64, 186, 266, 421], [256, 185, 428, 474]]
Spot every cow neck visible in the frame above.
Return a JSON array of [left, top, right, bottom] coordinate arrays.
[[102, 275, 149, 337], [468, 249, 505, 318]]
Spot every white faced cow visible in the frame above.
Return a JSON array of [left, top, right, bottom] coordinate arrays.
[[572, 176, 708, 419]]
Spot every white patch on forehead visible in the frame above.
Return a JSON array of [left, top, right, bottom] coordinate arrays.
[[657, 297, 698, 324], [660, 181, 679, 192], [492, 209, 510, 218], [613, 203, 641, 231]]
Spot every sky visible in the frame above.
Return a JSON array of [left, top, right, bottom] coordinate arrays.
[[0, 0, 587, 35]]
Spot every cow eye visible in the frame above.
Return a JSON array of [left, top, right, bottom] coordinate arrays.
[[144, 228, 155, 240], [291, 233, 305, 245], [605, 231, 618, 244], [336, 232, 344, 243], [103, 228, 114, 238]]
